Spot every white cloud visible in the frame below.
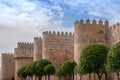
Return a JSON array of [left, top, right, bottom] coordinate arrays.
[[0, 0, 66, 33], [0, 0, 120, 67], [62, 0, 120, 24], [0, 0, 69, 67]]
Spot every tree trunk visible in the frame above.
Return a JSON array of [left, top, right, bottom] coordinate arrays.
[[97, 73, 103, 80], [89, 74, 91, 80], [45, 75, 47, 80], [73, 74, 74, 80], [76, 74, 77, 80], [94, 73, 96, 80], [35, 75, 37, 80], [59, 77, 61, 80], [48, 75, 50, 80], [70, 75, 72, 80], [117, 72, 119, 80], [38, 76, 42, 80], [105, 73, 107, 80], [79, 74, 82, 80], [31, 76, 33, 80]]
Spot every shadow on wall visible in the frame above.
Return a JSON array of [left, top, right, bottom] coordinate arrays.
[[0, 69, 1, 80]]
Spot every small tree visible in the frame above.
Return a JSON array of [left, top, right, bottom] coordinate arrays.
[[35, 59, 52, 80], [56, 65, 63, 80], [17, 66, 27, 80], [25, 62, 36, 79], [79, 43, 109, 80], [61, 60, 76, 79], [44, 64, 56, 80], [107, 42, 120, 80], [74, 65, 83, 80]]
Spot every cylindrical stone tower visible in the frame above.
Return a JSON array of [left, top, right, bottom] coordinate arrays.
[[74, 19, 109, 64], [14, 42, 34, 80], [34, 37, 42, 61]]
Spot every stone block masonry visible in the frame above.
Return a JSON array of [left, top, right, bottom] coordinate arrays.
[[1, 19, 120, 80]]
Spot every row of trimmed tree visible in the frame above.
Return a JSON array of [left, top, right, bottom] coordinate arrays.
[[18, 42, 120, 80], [17, 59, 55, 80], [78, 42, 120, 80], [17, 59, 76, 80]]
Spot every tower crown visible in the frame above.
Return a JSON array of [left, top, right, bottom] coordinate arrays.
[[17, 42, 34, 50], [42, 31, 73, 36], [74, 19, 109, 29]]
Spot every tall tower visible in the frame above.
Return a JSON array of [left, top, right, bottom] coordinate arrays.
[[2, 53, 15, 80], [34, 37, 42, 61], [108, 23, 120, 46], [14, 42, 34, 80], [74, 19, 109, 63]]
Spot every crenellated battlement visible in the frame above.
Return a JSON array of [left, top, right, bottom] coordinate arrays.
[[14, 42, 34, 59], [34, 37, 42, 40], [108, 23, 120, 46], [109, 23, 120, 30], [2, 53, 14, 57], [74, 19, 109, 27], [17, 42, 34, 50], [42, 31, 73, 36], [2, 53, 13, 55]]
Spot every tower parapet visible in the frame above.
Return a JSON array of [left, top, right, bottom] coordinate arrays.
[[17, 42, 33, 50], [34, 37, 42, 61], [14, 42, 34, 59], [74, 19, 109, 29], [42, 31, 73, 36], [108, 23, 120, 46]]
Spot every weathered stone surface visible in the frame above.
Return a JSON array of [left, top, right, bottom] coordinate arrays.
[[2, 53, 15, 80], [1, 19, 120, 80], [14, 42, 34, 80], [42, 31, 74, 67]]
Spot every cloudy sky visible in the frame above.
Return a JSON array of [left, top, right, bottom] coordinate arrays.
[[0, 0, 120, 67]]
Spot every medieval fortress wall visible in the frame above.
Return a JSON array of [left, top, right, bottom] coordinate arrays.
[[1, 19, 120, 80], [42, 31, 74, 67]]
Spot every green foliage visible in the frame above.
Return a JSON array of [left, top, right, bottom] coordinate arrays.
[[79, 43, 109, 74], [107, 42, 120, 72], [35, 59, 52, 76], [56, 60, 76, 77], [74, 65, 78, 74], [25, 61, 37, 76], [56, 65, 63, 77], [61, 60, 76, 76], [44, 64, 56, 75], [17, 66, 27, 78]]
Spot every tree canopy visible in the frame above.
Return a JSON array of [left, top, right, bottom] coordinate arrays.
[[17, 66, 27, 78], [44, 64, 56, 80], [44, 64, 56, 75], [79, 43, 109, 80], [107, 42, 120, 80], [25, 61, 37, 77], [60, 60, 76, 76], [56, 60, 76, 79], [35, 59, 52, 80]]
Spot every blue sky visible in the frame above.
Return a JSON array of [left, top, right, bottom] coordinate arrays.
[[0, 0, 120, 67]]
